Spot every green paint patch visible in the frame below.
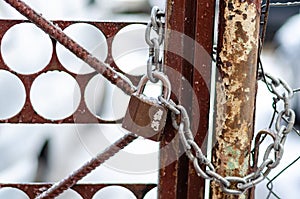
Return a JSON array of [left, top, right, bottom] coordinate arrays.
[[224, 145, 241, 157]]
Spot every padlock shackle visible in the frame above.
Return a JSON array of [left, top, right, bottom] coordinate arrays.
[[136, 72, 171, 100]]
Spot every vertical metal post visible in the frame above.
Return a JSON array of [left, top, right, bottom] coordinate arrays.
[[159, 1, 196, 198], [212, 0, 260, 198], [188, 1, 215, 199], [159, 0, 215, 198]]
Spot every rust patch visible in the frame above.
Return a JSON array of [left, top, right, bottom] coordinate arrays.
[[212, 0, 260, 198]]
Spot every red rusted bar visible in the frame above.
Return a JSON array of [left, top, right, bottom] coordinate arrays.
[[0, 183, 156, 199], [36, 134, 136, 199], [159, 0, 214, 198], [212, 0, 260, 198]]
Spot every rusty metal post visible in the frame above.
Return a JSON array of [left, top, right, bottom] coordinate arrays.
[[159, 0, 215, 198], [188, 1, 215, 199], [212, 0, 260, 198], [158, 1, 196, 198]]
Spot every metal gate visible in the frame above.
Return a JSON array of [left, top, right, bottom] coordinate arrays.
[[0, 0, 267, 198]]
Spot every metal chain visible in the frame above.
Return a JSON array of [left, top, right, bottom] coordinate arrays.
[[160, 71, 296, 195], [145, 6, 165, 83], [5, 0, 297, 195], [262, 1, 300, 8]]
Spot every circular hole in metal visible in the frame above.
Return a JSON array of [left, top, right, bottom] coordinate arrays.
[[56, 23, 108, 74], [30, 71, 81, 120], [85, 74, 130, 121], [122, 137, 159, 155], [112, 24, 148, 76], [143, 187, 157, 199], [92, 186, 136, 199], [0, 187, 29, 199], [0, 70, 26, 120], [56, 189, 82, 199], [1, 23, 53, 75]]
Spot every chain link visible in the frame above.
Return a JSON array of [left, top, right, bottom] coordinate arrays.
[[159, 70, 296, 194], [145, 6, 165, 83]]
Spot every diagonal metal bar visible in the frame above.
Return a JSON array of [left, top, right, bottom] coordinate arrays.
[[4, 0, 136, 96], [35, 134, 137, 199]]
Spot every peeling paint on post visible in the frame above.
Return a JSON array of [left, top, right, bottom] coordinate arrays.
[[212, 0, 260, 198]]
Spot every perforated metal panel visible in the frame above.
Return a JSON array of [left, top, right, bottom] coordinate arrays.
[[0, 20, 142, 124], [0, 183, 156, 199], [0, 19, 156, 199]]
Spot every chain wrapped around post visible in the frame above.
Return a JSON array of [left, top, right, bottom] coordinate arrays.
[[3, 0, 298, 196], [160, 70, 296, 195]]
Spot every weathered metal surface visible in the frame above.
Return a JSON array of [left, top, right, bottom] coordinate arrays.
[[0, 20, 141, 124], [159, 0, 214, 198], [188, 0, 215, 198], [0, 1, 216, 199], [212, 0, 260, 198], [159, 0, 194, 198], [0, 183, 156, 199], [122, 95, 168, 141]]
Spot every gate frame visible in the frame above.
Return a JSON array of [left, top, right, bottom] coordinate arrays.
[[0, 0, 260, 198]]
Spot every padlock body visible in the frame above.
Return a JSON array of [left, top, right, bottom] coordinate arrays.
[[122, 94, 168, 141]]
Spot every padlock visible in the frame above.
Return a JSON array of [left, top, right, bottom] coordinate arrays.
[[122, 72, 171, 141]]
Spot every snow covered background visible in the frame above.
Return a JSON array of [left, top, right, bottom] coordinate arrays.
[[0, 0, 300, 198]]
